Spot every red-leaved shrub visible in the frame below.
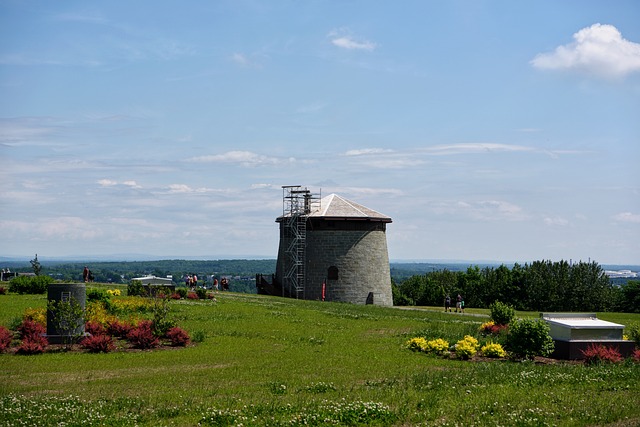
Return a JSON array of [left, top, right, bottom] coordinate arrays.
[[106, 319, 133, 338], [127, 320, 159, 349], [81, 334, 115, 353], [17, 319, 46, 341], [581, 344, 623, 365], [633, 349, 640, 363], [0, 326, 13, 352], [166, 327, 190, 347], [17, 335, 48, 355], [186, 292, 199, 300], [481, 323, 508, 336], [85, 321, 105, 336], [170, 292, 181, 300], [0, 286, 6, 295]]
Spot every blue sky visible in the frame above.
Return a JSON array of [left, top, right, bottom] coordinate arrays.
[[1, 1, 639, 264]]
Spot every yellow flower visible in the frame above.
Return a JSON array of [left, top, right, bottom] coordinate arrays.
[[23, 307, 46, 326], [85, 301, 114, 326], [425, 338, 449, 354], [406, 337, 428, 352], [462, 335, 479, 347], [455, 335, 480, 359], [110, 296, 153, 314], [479, 321, 495, 331], [481, 342, 507, 358]]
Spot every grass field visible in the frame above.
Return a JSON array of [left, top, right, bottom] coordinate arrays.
[[1, 287, 639, 426]]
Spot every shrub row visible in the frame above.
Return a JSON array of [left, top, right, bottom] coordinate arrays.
[[0, 303, 191, 355], [8, 275, 54, 294], [409, 315, 554, 361], [406, 335, 506, 359], [82, 320, 190, 352]]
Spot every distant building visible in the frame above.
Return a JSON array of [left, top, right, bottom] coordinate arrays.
[[604, 270, 638, 279], [131, 275, 173, 285]]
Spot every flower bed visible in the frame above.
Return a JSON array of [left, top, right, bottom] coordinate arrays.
[[1, 294, 194, 355]]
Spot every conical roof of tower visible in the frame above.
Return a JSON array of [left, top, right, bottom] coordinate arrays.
[[308, 194, 392, 222]]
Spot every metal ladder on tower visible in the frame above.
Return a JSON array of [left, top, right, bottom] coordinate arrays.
[[281, 185, 320, 299], [283, 211, 305, 299]]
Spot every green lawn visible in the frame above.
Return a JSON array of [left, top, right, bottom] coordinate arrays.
[[1, 291, 639, 426]]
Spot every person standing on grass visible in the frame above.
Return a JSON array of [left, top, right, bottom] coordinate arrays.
[[83, 266, 89, 283], [456, 294, 462, 312], [445, 295, 451, 312]]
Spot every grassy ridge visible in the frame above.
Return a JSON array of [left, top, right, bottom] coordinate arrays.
[[1, 290, 639, 426]]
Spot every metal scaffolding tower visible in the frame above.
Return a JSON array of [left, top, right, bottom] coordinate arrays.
[[281, 186, 319, 299]]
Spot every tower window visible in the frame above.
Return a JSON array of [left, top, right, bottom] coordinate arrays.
[[327, 266, 339, 280]]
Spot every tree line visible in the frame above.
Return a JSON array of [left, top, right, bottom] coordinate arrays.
[[2, 259, 277, 294], [392, 260, 640, 313], [3, 258, 638, 312]]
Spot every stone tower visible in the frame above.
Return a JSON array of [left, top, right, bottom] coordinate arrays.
[[274, 189, 393, 306]]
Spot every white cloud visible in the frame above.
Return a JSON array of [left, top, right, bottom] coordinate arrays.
[[0, 217, 103, 240], [122, 180, 141, 188], [0, 191, 54, 205], [332, 37, 376, 51], [544, 216, 570, 227], [0, 117, 60, 144], [97, 179, 141, 189], [331, 186, 404, 198], [166, 184, 212, 194], [343, 148, 424, 169], [230, 52, 265, 68], [188, 151, 294, 167], [422, 143, 534, 156], [250, 183, 276, 190], [98, 179, 118, 187], [612, 212, 640, 223], [356, 158, 425, 169], [328, 29, 376, 51], [231, 53, 249, 66], [344, 148, 394, 156], [429, 199, 528, 222], [477, 200, 526, 221], [343, 143, 557, 169], [531, 23, 640, 78]]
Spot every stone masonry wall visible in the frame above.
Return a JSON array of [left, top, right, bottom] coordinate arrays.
[[304, 228, 393, 306]]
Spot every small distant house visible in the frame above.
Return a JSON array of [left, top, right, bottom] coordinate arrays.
[[131, 275, 173, 285], [131, 275, 175, 296]]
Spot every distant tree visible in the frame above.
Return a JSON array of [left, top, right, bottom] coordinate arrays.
[[391, 279, 412, 306], [30, 254, 42, 276], [429, 269, 458, 304], [479, 265, 513, 308], [507, 263, 526, 309], [618, 280, 640, 313], [567, 261, 612, 311], [458, 266, 482, 307], [395, 275, 425, 306], [393, 259, 624, 313]]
